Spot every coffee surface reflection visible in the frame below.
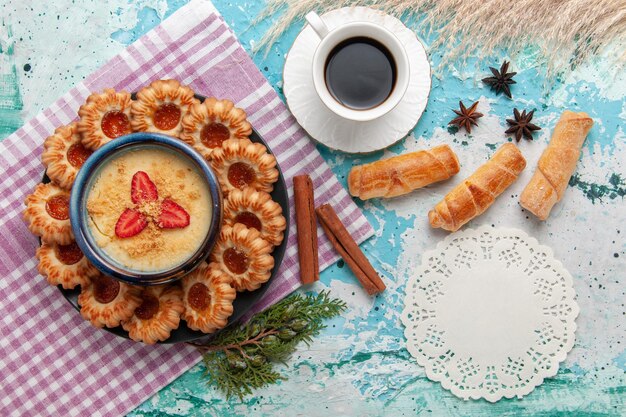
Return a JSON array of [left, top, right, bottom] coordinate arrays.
[[324, 37, 396, 110]]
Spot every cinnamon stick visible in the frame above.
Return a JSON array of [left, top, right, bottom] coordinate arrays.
[[318, 220, 380, 295], [316, 203, 385, 295], [293, 175, 319, 284]]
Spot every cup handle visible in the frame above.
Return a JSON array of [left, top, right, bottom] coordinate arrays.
[[305, 11, 329, 39]]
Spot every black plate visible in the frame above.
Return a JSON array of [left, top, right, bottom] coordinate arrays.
[[46, 97, 289, 344]]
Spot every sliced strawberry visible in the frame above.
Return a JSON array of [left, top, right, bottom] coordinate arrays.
[[115, 208, 148, 238], [131, 171, 158, 204], [157, 199, 190, 229]]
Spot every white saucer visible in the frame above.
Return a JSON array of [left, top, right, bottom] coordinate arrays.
[[283, 7, 431, 154]]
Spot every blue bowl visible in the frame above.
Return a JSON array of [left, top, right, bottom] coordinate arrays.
[[70, 132, 223, 286]]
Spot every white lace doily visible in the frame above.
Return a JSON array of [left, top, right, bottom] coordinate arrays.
[[400, 226, 579, 402]]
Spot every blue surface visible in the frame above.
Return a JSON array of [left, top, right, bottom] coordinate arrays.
[[132, 2, 625, 415], [1, 0, 624, 415]]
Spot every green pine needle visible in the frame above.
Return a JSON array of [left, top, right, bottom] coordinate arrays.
[[197, 290, 346, 400]]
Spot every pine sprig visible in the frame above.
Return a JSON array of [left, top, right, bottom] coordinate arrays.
[[197, 290, 346, 399]]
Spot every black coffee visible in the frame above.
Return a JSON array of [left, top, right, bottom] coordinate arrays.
[[324, 37, 396, 110]]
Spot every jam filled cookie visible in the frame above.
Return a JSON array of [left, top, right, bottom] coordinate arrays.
[[42, 123, 93, 189], [210, 139, 279, 196], [130, 79, 199, 136], [24, 183, 74, 244], [78, 88, 132, 150], [78, 274, 142, 328], [181, 263, 236, 333], [224, 187, 286, 247], [180, 98, 252, 159], [36, 241, 99, 289], [121, 284, 185, 344], [210, 223, 274, 292]]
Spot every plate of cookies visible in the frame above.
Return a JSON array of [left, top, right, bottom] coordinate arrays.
[[23, 79, 289, 344]]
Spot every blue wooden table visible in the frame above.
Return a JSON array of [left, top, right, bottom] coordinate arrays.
[[1, 0, 624, 415]]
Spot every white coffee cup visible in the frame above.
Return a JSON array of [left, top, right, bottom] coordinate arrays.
[[306, 11, 410, 122]]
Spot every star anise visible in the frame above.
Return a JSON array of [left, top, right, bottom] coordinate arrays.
[[449, 100, 483, 134], [482, 61, 517, 98], [505, 108, 541, 142]]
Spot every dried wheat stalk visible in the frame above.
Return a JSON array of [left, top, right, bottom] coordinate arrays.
[[255, 0, 626, 78]]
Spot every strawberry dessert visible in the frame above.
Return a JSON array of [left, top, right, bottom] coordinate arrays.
[[86, 147, 212, 272]]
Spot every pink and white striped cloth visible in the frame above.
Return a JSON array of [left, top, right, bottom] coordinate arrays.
[[0, 1, 373, 416]]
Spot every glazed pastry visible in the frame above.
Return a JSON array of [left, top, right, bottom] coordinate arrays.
[[180, 98, 252, 159], [42, 123, 93, 189], [78, 274, 142, 328], [210, 139, 279, 196], [224, 187, 286, 246], [36, 241, 99, 289], [348, 144, 460, 200], [78, 88, 132, 150], [520, 111, 593, 220], [24, 183, 74, 244], [130, 79, 199, 136], [181, 263, 236, 333], [210, 223, 274, 291], [428, 143, 526, 232], [122, 285, 185, 344]]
